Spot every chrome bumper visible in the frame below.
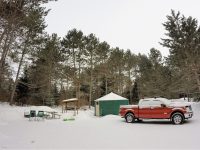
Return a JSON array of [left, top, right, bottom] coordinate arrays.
[[184, 112, 193, 119]]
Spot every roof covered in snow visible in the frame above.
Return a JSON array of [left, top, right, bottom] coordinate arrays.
[[62, 98, 78, 102], [95, 92, 128, 101], [29, 106, 57, 112], [139, 97, 171, 105]]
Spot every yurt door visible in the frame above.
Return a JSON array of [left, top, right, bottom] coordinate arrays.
[[96, 102, 100, 116]]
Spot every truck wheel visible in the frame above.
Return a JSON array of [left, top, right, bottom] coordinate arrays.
[[125, 113, 135, 123], [171, 113, 184, 125]]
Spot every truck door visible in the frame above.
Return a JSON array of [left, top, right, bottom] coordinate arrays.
[[139, 100, 151, 118], [149, 100, 167, 119]]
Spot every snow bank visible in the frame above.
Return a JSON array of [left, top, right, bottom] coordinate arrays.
[[28, 106, 58, 112], [101, 114, 120, 120], [0, 102, 24, 122]]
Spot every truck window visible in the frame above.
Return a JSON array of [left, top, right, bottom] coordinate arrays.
[[139, 100, 151, 108], [151, 100, 162, 107]]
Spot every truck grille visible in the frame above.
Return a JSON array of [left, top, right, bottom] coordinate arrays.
[[188, 106, 192, 111]]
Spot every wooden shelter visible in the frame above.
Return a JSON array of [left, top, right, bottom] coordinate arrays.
[[62, 98, 79, 115]]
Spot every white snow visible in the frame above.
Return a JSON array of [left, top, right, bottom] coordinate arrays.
[[29, 106, 58, 112], [95, 92, 128, 101], [120, 105, 138, 108], [170, 97, 191, 102], [169, 102, 193, 107], [62, 98, 78, 102], [0, 102, 200, 149], [139, 97, 171, 105]]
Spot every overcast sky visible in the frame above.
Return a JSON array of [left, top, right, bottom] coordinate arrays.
[[44, 0, 200, 57]]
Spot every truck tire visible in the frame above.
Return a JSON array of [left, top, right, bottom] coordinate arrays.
[[125, 113, 135, 123], [171, 112, 184, 125]]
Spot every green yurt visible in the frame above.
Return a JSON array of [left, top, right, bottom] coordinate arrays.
[[95, 92, 129, 116]]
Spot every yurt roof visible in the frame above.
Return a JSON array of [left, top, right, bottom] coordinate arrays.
[[95, 92, 128, 101]]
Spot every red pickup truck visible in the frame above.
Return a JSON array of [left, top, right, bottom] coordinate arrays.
[[119, 98, 193, 125]]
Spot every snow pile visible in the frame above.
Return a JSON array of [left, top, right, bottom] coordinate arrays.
[[28, 106, 58, 113], [0, 102, 24, 122], [101, 114, 120, 120]]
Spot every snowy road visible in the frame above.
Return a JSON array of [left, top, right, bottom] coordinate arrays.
[[0, 103, 200, 149]]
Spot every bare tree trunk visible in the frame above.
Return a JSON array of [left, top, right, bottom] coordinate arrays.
[[128, 70, 132, 103], [72, 47, 76, 69], [78, 60, 81, 107], [0, 28, 6, 44], [9, 49, 26, 105], [0, 34, 9, 71], [89, 71, 92, 108], [118, 69, 122, 94], [105, 75, 108, 95], [0, 32, 13, 84], [89, 55, 93, 109], [72, 47, 79, 99]]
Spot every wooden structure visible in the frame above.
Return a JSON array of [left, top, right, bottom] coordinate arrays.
[[62, 98, 79, 115]]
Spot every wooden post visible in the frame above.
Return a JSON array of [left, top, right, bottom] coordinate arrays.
[[77, 101, 78, 114], [65, 102, 67, 113], [62, 102, 63, 113], [74, 106, 76, 116]]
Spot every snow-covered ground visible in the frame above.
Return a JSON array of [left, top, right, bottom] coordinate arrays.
[[0, 102, 200, 150]]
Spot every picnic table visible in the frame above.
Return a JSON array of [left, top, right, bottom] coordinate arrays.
[[46, 111, 61, 119], [25, 106, 62, 120]]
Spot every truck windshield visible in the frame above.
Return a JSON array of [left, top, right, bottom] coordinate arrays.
[[160, 98, 171, 105]]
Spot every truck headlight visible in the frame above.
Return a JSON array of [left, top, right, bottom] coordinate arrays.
[[185, 106, 191, 112]]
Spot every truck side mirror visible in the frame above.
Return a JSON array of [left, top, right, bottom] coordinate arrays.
[[161, 104, 166, 107]]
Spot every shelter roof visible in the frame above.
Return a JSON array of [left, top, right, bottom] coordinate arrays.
[[62, 98, 78, 103], [95, 92, 128, 101]]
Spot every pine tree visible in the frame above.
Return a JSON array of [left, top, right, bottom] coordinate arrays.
[[16, 67, 29, 105], [161, 10, 200, 93], [131, 81, 139, 104], [61, 29, 86, 100], [85, 33, 99, 108]]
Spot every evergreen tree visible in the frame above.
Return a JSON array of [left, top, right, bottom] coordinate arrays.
[[61, 29, 86, 100], [85, 33, 99, 107], [161, 10, 200, 93], [9, 0, 56, 105], [52, 84, 60, 106], [16, 67, 29, 105], [131, 81, 139, 104], [108, 47, 126, 94], [28, 34, 63, 105], [96, 41, 110, 94]]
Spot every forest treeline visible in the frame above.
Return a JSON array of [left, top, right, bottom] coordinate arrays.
[[0, 0, 200, 106]]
